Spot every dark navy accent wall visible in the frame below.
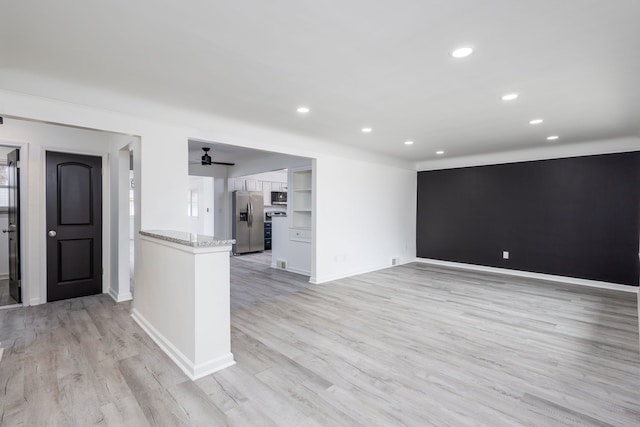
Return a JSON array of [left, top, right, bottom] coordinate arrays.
[[416, 151, 640, 286]]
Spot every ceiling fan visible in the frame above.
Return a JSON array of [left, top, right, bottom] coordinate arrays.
[[196, 147, 235, 166]]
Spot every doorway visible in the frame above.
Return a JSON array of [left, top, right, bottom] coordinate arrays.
[[0, 145, 22, 307]]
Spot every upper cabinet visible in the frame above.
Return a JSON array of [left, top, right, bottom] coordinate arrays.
[[245, 179, 261, 191], [230, 177, 286, 208], [231, 178, 245, 191]]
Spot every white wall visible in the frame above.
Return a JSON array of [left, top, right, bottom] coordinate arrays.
[[236, 170, 288, 183], [313, 155, 417, 283], [188, 176, 214, 236], [213, 178, 229, 239], [229, 153, 309, 178]]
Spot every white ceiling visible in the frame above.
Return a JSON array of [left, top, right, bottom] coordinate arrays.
[[2, 0, 639, 162]]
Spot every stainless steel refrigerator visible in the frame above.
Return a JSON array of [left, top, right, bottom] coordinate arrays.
[[232, 191, 264, 254]]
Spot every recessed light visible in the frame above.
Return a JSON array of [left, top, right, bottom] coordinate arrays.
[[296, 106, 310, 114], [529, 119, 543, 125], [436, 150, 445, 155], [546, 135, 559, 141], [404, 140, 414, 145], [361, 127, 372, 133], [501, 93, 519, 101], [451, 47, 473, 58]]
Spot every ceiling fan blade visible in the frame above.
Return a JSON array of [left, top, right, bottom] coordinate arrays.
[[195, 147, 234, 165]]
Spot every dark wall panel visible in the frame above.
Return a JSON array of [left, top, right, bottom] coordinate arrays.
[[416, 151, 640, 286]]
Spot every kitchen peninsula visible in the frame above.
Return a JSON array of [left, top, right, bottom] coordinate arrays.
[[133, 230, 236, 380]]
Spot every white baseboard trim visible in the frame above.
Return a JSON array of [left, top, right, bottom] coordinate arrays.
[[286, 266, 311, 277], [192, 354, 236, 379], [108, 288, 133, 303], [271, 263, 311, 277], [311, 258, 413, 284], [131, 309, 235, 381], [415, 258, 639, 293]]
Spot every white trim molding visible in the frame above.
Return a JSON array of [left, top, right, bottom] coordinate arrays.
[[416, 258, 639, 294], [108, 288, 132, 303], [131, 309, 235, 380], [311, 258, 414, 285]]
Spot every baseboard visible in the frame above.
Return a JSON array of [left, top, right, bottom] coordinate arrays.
[[310, 258, 413, 284], [131, 309, 235, 380], [0, 273, 8, 280], [271, 262, 311, 277], [192, 354, 236, 379], [415, 258, 639, 293], [286, 266, 311, 277], [108, 287, 133, 303]]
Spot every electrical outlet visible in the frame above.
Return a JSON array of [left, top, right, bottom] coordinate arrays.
[[502, 251, 509, 260]]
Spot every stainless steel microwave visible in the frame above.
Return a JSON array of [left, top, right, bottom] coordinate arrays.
[[271, 191, 287, 205]]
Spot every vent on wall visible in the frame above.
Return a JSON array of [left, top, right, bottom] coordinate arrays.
[[277, 259, 287, 269], [392, 258, 400, 266]]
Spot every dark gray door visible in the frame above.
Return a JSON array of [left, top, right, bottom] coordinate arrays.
[[7, 149, 21, 303], [46, 151, 102, 302]]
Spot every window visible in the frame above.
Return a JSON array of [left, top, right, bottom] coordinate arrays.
[[0, 163, 9, 212], [188, 190, 199, 217]]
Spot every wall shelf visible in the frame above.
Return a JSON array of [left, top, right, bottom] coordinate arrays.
[[290, 169, 312, 236]]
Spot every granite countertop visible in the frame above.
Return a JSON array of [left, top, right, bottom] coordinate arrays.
[[140, 230, 235, 247]]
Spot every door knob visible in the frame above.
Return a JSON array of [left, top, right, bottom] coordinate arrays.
[[48, 230, 57, 237]]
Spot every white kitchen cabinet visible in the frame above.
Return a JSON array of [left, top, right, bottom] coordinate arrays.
[[245, 179, 260, 191], [272, 216, 311, 276], [289, 228, 311, 241], [231, 179, 245, 191], [271, 182, 282, 191]]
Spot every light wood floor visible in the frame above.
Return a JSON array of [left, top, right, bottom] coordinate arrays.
[[232, 249, 273, 268], [0, 261, 638, 426], [0, 279, 18, 307]]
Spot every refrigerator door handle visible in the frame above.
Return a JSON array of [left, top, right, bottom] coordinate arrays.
[[248, 202, 253, 228]]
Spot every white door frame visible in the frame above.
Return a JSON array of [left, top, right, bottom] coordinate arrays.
[[0, 140, 29, 307]]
